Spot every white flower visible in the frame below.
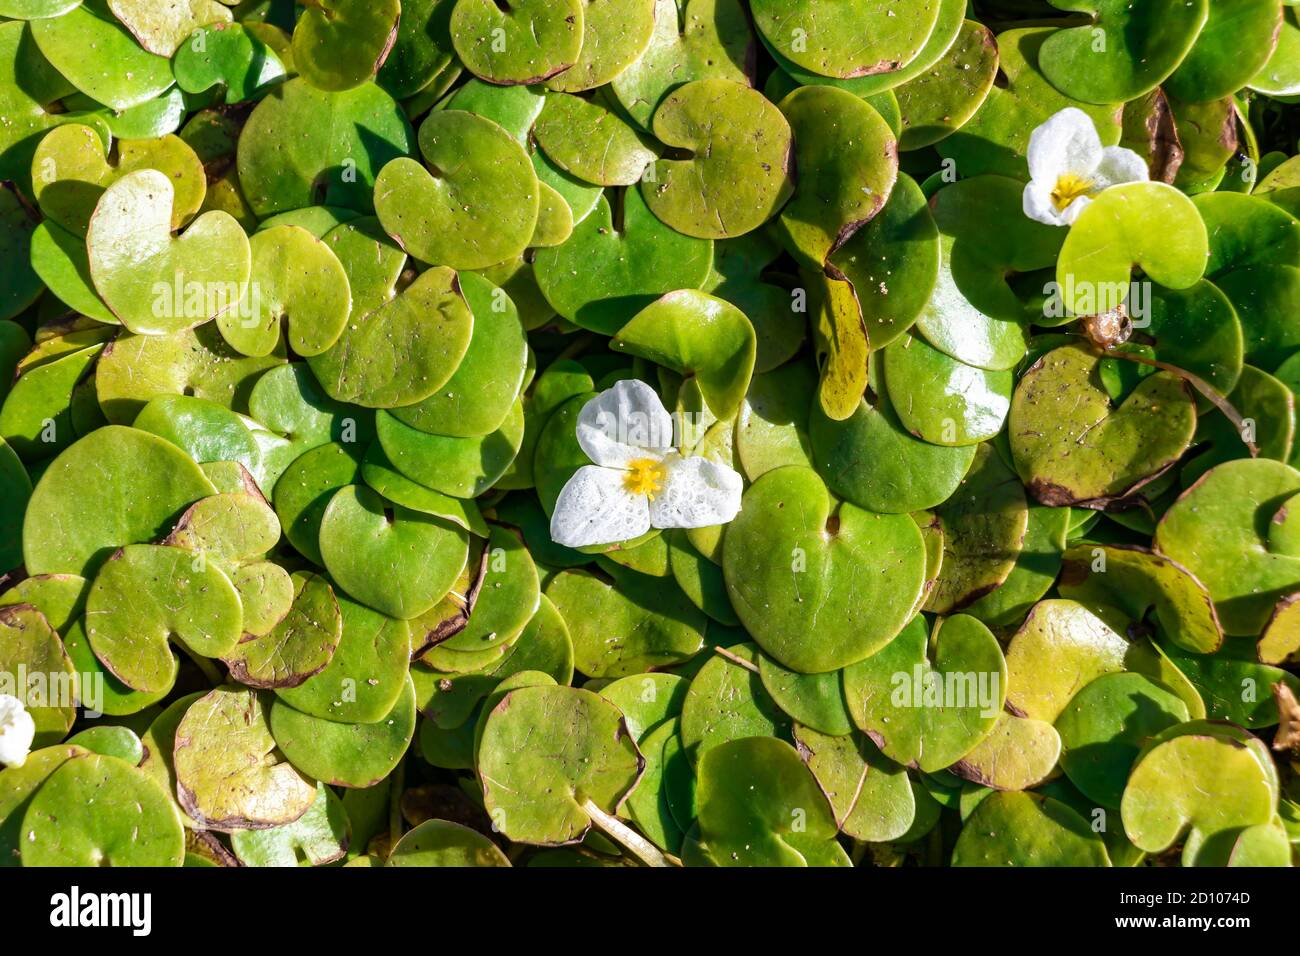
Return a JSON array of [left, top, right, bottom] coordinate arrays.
[[1022, 107, 1149, 226], [549, 379, 744, 549], [0, 694, 35, 769]]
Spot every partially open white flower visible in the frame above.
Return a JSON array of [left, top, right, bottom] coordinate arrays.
[[549, 379, 744, 549], [1023, 107, 1149, 226], [0, 694, 35, 769]]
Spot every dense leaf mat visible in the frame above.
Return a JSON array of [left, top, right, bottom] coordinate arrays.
[[0, 0, 1298, 869]]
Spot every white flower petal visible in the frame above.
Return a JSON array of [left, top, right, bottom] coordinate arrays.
[[1059, 193, 1093, 225], [1092, 145, 1150, 190], [576, 379, 675, 468], [1026, 107, 1104, 182], [648, 455, 744, 530], [0, 694, 35, 769], [550, 465, 652, 548], [1023, 180, 1069, 227]]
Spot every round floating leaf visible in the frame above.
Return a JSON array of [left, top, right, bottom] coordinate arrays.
[[85, 543, 242, 694], [546, 567, 706, 677], [611, 291, 756, 421], [697, 736, 842, 866], [1155, 458, 1300, 635], [1010, 344, 1197, 508], [223, 571, 342, 689], [809, 274, 870, 421], [478, 684, 643, 844], [388, 272, 527, 439], [844, 614, 1006, 772], [1056, 183, 1208, 317], [450, 0, 584, 85], [320, 484, 469, 620], [1160, 636, 1300, 729], [87, 170, 251, 335], [30, 0, 174, 110], [66, 725, 142, 764], [0, 573, 85, 634], [388, 819, 510, 867], [622, 715, 689, 853], [32, 123, 206, 237], [723, 465, 927, 673], [270, 675, 415, 788], [29, 221, 115, 322], [20, 752, 184, 866], [172, 22, 288, 103], [174, 686, 318, 830], [237, 77, 414, 218], [23, 425, 217, 576], [534, 188, 714, 335], [440, 525, 539, 653], [0, 441, 27, 571], [308, 265, 474, 408], [953, 791, 1110, 866], [750, 0, 941, 80], [1040, 0, 1209, 105], [375, 110, 539, 270], [883, 333, 1012, 446], [0, 1, 82, 16], [230, 782, 350, 867], [1121, 724, 1277, 856], [641, 79, 793, 240], [533, 91, 659, 187], [1059, 544, 1223, 654], [0, 338, 104, 462], [1056, 671, 1190, 810], [217, 225, 351, 358], [292, 0, 399, 92], [775, 84, 898, 266]]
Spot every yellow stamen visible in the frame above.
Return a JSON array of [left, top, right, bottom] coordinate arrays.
[[623, 458, 664, 500], [1051, 172, 1094, 212]]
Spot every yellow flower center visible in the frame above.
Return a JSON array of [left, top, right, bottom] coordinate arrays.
[[1051, 172, 1094, 211], [623, 458, 664, 500]]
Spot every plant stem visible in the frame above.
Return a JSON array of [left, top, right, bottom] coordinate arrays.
[[580, 797, 679, 867], [712, 645, 760, 673]]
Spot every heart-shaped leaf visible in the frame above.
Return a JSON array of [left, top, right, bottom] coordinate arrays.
[[375, 110, 540, 270], [641, 79, 794, 239], [174, 686, 319, 830], [450, 0, 584, 85], [724, 465, 927, 673], [87, 169, 251, 335]]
